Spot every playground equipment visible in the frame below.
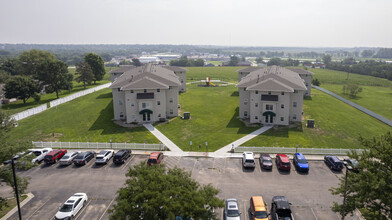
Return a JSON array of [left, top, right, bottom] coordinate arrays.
[[205, 77, 216, 87]]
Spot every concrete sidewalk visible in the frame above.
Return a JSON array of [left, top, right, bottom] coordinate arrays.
[[214, 126, 273, 156], [143, 124, 183, 153]]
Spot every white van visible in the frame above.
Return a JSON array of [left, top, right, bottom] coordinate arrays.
[[29, 148, 53, 163]]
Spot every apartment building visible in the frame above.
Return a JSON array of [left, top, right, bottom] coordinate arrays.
[[109, 64, 186, 124], [237, 66, 311, 125]]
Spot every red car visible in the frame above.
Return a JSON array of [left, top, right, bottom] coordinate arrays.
[[276, 154, 291, 171], [44, 149, 67, 164], [147, 152, 163, 165]]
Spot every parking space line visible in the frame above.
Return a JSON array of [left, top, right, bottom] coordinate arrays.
[[87, 161, 95, 169], [243, 201, 247, 220], [221, 208, 224, 220], [103, 161, 112, 170], [75, 199, 92, 220], [98, 198, 115, 220], [212, 158, 216, 169], [191, 159, 198, 174], [26, 197, 51, 220], [176, 156, 181, 166], [311, 207, 318, 220], [122, 155, 135, 170]]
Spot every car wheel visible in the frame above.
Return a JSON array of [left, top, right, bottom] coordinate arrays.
[[83, 200, 86, 207], [70, 215, 74, 220]]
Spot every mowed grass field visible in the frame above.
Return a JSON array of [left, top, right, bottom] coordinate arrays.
[[1, 67, 115, 115], [186, 66, 242, 83], [156, 84, 258, 152], [8, 88, 159, 144], [243, 89, 392, 148], [310, 68, 392, 120]]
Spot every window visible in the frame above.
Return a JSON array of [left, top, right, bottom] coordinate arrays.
[[130, 90, 133, 93], [117, 88, 121, 92], [169, 86, 172, 90], [158, 114, 161, 117], [306, 83, 309, 86], [244, 111, 248, 117], [170, 109, 173, 114], [266, 104, 273, 110], [281, 92, 285, 95], [131, 103, 134, 107], [294, 90, 298, 93], [293, 102, 297, 107], [120, 112, 124, 118], [255, 91, 258, 94], [280, 117, 284, 121], [293, 114, 297, 120], [119, 100, 123, 105], [268, 91, 271, 95], [281, 104, 284, 109], [157, 89, 160, 92], [244, 88, 246, 91], [181, 79, 184, 83], [142, 102, 150, 109], [144, 89, 147, 93], [169, 98, 173, 103], [157, 101, 160, 105], [255, 103, 258, 107], [244, 99, 248, 105], [255, 116, 258, 120]]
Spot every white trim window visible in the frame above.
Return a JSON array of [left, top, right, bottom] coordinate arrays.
[[293, 102, 297, 108], [266, 104, 273, 111]]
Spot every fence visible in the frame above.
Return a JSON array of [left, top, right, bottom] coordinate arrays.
[[235, 146, 365, 155], [50, 83, 111, 108], [32, 141, 166, 151], [11, 104, 48, 121]]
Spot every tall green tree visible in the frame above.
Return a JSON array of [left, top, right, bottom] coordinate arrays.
[[132, 58, 142, 66], [17, 49, 57, 76], [267, 57, 281, 66], [84, 53, 106, 84], [322, 54, 332, 65], [4, 76, 41, 104], [109, 162, 224, 220], [75, 62, 94, 89], [38, 60, 73, 98], [0, 58, 19, 76], [330, 132, 392, 219], [228, 56, 240, 66]]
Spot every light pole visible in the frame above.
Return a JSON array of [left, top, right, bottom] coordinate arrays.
[[341, 162, 352, 220], [11, 157, 22, 220]]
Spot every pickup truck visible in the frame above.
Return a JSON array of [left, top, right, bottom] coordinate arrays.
[[30, 148, 53, 163]]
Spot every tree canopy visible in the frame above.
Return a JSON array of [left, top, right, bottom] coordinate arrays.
[[322, 54, 332, 65], [169, 56, 204, 67], [4, 76, 41, 104], [37, 59, 73, 98], [75, 62, 94, 89], [109, 162, 224, 220], [330, 132, 392, 219], [84, 53, 106, 83], [17, 49, 57, 76]]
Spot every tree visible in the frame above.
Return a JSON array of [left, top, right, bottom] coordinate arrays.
[[361, 50, 374, 58], [0, 69, 10, 83], [4, 76, 41, 104], [342, 84, 362, 97], [75, 62, 94, 89], [0, 58, 19, 76], [228, 56, 240, 66], [322, 54, 332, 65], [17, 49, 57, 76], [255, 57, 264, 64], [132, 58, 142, 66], [38, 60, 73, 98], [109, 162, 224, 220], [312, 78, 321, 86], [267, 57, 281, 66], [84, 53, 106, 84], [330, 132, 392, 219]]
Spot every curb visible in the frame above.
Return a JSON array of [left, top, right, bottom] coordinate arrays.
[[1, 192, 35, 220]]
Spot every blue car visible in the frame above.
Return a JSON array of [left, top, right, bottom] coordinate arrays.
[[293, 153, 309, 172]]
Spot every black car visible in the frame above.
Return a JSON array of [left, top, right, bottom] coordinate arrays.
[[259, 154, 273, 170], [324, 155, 343, 171], [270, 196, 294, 220], [113, 149, 131, 164], [73, 151, 95, 165], [343, 158, 359, 172]]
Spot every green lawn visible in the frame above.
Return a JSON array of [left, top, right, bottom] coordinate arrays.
[[156, 84, 258, 152], [205, 61, 223, 66], [8, 89, 159, 144], [1, 67, 116, 115], [242, 89, 392, 149], [186, 66, 242, 83], [0, 195, 28, 218]]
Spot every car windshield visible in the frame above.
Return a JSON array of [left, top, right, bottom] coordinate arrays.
[[297, 159, 307, 164], [59, 204, 73, 212], [282, 162, 290, 166], [32, 151, 41, 156], [245, 159, 254, 163], [255, 211, 268, 218], [62, 156, 69, 160], [75, 155, 84, 159], [148, 159, 157, 163], [45, 155, 52, 159], [263, 159, 272, 163], [227, 210, 240, 217], [96, 156, 104, 160]]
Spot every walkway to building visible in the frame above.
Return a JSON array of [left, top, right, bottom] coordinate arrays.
[[143, 124, 183, 153], [313, 85, 392, 127]]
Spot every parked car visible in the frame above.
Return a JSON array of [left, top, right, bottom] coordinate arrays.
[[29, 148, 53, 163], [250, 196, 269, 220], [113, 149, 131, 164], [242, 152, 256, 168], [259, 154, 273, 170], [147, 152, 164, 165], [324, 155, 343, 171], [59, 151, 81, 166], [343, 158, 359, 172], [224, 198, 241, 220], [95, 150, 114, 164], [55, 193, 88, 220], [44, 149, 67, 164], [293, 153, 309, 172], [74, 151, 96, 166], [270, 196, 294, 220], [276, 154, 291, 171]]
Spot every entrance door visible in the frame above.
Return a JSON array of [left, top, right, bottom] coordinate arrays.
[[143, 114, 146, 121], [270, 116, 274, 123], [143, 113, 151, 122], [147, 113, 151, 121], [265, 116, 269, 123]]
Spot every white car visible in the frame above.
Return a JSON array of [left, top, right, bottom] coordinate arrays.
[[224, 198, 241, 220], [95, 150, 114, 164], [29, 148, 53, 163], [59, 151, 81, 166], [242, 152, 256, 168], [55, 193, 88, 220]]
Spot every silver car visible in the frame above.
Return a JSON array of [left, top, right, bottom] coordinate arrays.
[[224, 198, 241, 220], [59, 151, 81, 166]]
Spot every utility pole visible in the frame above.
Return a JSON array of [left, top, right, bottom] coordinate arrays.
[[11, 158, 22, 220], [341, 166, 349, 220]]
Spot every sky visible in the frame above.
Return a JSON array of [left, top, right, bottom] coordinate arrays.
[[0, 0, 391, 47]]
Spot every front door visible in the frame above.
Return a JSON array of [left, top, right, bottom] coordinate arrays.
[[264, 115, 274, 124], [143, 113, 151, 122]]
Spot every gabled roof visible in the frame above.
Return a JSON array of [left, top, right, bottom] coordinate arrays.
[[237, 67, 263, 73], [161, 66, 187, 72], [247, 78, 294, 92], [287, 68, 314, 75], [109, 65, 135, 74], [121, 76, 169, 90]]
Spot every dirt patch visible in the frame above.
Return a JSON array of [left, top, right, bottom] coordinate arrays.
[[42, 132, 63, 142]]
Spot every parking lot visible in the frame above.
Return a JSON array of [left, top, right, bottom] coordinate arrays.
[[8, 154, 360, 220]]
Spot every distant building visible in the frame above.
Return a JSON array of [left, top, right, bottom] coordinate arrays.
[[109, 64, 187, 124], [236, 66, 313, 126], [304, 62, 326, 69], [139, 56, 161, 64], [222, 61, 252, 66]]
